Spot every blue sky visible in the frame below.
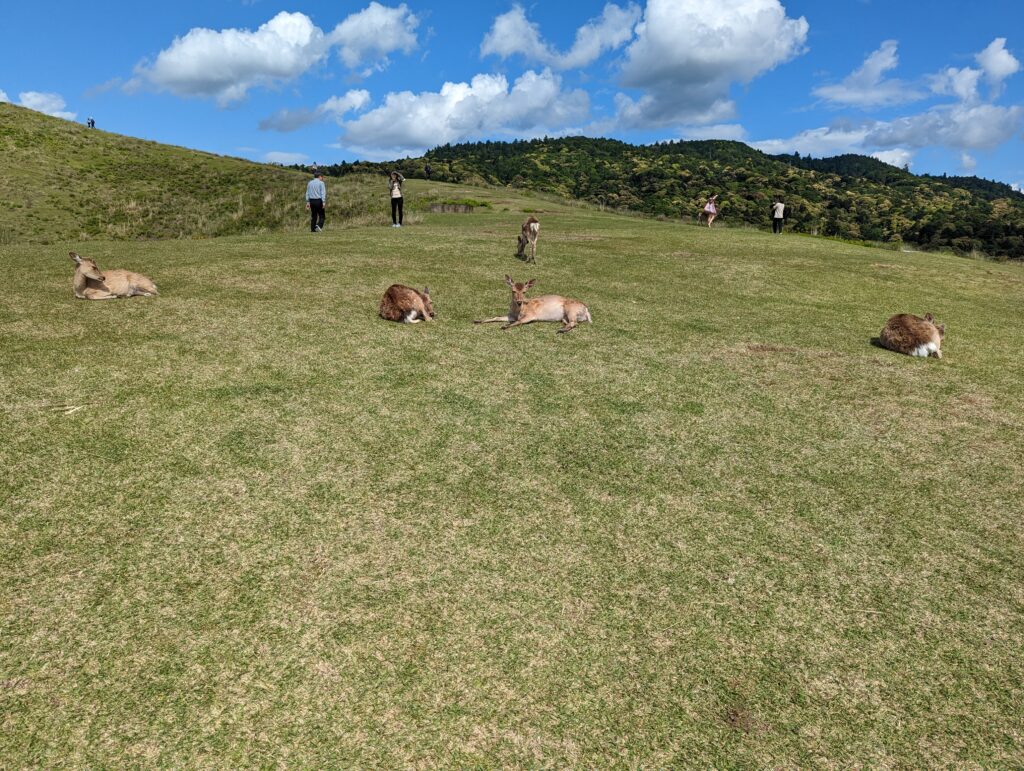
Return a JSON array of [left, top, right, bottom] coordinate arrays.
[[2, 0, 1022, 187]]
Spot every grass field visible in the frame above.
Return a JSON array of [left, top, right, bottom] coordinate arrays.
[[2, 180, 1023, 766]]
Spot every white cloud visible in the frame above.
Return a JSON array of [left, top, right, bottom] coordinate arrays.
[[751, 123, 871, 157], [757, 37, 1024, 162], [976, 38, 1020, 86], [1012, 182, 1023, 193], [813, 40, 924, 108], [260, 89, 371, 132], [17, 91, 76, 120], [265, 151, 309, 165], [616, 0, 808, 127], [0, 90, 9, 103], [678, 123, 748, 141], [481, 3, 640, 70], [338, 69, 589, 157], [329, 2, 418, 72], [960, 152, 977, 172], [930, 66, 983, 102], [133, 5, 419, 106], [867, 103, 1023, 150], [872, 149, 914, 169]]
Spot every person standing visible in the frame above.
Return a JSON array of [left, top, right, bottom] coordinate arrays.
[[703, 195, 719, 228], [772, 199, 786, 234], [305, 171, 326, 232], [388, 171, 405, 228]]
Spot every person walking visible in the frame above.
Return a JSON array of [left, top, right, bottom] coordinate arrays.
[[305, 171, 326, 232], [771, 199, 786, 234], [388, 171, 405, 227], [703, 195, 719, 228]]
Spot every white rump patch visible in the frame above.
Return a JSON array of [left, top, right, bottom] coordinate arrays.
[[911, 345, 929, 357]]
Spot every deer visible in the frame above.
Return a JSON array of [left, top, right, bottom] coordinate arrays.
[[69, 251, 158, 300], [516, 216, 540, 262], [378, 284, 435, 323], [878, 312, 945, 358], [474, 275, 591, 334]]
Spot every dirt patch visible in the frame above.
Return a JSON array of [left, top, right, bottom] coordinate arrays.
[[724, 704, 768, 734], [745, 343, 801, 354]]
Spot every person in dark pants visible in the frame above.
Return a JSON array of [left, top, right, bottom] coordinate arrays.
[[305, 171, 326, 232], [771, 200, 785, 234], [388, 171, 405, 227]]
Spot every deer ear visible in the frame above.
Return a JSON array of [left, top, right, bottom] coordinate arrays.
[[938, 324, 945, 337], [505, 275, 514, 287], [525, 279, 536, 289], [69, 251, 82, 263], [924, 313, 934, 322], [422, 286, 429, 296]]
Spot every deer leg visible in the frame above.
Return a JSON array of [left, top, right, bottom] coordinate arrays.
[[557, 315, 577, 333], [502, 317, 533, 330], [474, 316, 510, 324]]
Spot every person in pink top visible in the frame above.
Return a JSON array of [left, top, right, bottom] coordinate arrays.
[[702, 194, 719, 227]]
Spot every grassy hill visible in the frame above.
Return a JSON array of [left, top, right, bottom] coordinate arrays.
[[323, 136, 1024, 259], [0, 103, 393, 245], [2, 176, 1023, 765]]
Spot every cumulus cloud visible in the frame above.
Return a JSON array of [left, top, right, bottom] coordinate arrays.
[[930, 38, 1020, 103], [615, 0, 808, 127], [756, 37, 1023, 164], [481, 3, 640, 70], [265, 151, 309, 165], [338, 69, 589, 157], [1012, 182, 1023, 193], [976, 38, 1020, 87], [132, 5, 419, 106], [960, 152, 977, 172], [866, 103, 1023, 150], [813, 40, 924, 108], [678, 123, 748, 141], [0, 90, 9, 103], [260, 89, 371, 132], [330, 2, 418, 72], [17, 91, 77, 120], [872, 149, 914, 169], [751, 122, 872, 157]]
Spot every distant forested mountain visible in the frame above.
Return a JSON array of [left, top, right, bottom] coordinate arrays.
[[316, 137, 1024, 259]]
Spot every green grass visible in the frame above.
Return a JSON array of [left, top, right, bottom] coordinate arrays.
[[2, 180, 1023, 766], [0, 103, 398, 244]]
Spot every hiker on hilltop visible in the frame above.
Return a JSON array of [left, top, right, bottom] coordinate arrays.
[[305, 171, 326, 233], [772, 199, 786, 234], [388, 171, 405, 228]]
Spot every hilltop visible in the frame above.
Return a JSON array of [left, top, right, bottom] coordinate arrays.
[[321, 137, 1024, 259], [0, 103, 387, 244]]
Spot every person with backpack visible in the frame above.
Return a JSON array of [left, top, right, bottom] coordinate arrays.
[[388, 171, 405, 227]]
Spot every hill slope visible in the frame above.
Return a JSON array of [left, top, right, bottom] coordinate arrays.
[[0, 104, 388, 244], [2, 183, 1023, 765], [323, 137, 1024, 259]]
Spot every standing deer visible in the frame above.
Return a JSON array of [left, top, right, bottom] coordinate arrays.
[[69, 251, 158, 300], [474, 275, 591, 334], [378, 284, 435, 323], [878, 312, 945, 358], [516, 216, 540, 262]]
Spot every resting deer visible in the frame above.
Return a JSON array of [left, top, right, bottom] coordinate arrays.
[[70, 251, 158, 300], [879, 312, 945, 358], [474, 275, 591, 334], [379, 284, 435, 323], [516, 216, 540, 262]]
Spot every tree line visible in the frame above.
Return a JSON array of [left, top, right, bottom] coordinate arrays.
[[303, 137, 1024, 259]]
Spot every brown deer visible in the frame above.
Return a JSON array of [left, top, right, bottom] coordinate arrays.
[[879, 312, 945, 358], [378, 284, 435, 323], [516, 216, 540, 262], [474, 275, 591, 334], [69, 251, 158, 300]]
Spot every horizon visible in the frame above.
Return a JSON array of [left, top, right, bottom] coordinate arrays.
[[2, 1, 1022, 189]]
